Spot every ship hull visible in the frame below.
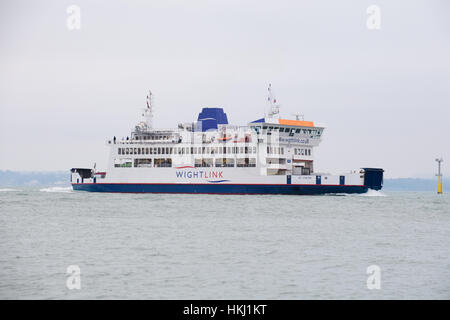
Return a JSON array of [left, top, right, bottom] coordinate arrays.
[[72, 183, 368, 195]]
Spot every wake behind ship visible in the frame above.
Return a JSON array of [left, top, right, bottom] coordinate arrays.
[[71, 87, 383, 194]]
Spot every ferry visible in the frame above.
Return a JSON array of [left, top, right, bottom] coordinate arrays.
[[71, 86, 383, 194]]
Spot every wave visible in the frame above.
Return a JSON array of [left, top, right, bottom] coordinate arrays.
[[359, 189, 387, 197], [0, 188, 20, 192], [39, 186, 73, 193]]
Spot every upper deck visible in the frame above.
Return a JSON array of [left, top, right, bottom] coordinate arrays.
[[106, 105, 325, 177]]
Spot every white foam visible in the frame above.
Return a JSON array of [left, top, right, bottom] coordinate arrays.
[[360, 189, 387, 197], [0, 188, 20, 192], [39, 186, 73, 193]]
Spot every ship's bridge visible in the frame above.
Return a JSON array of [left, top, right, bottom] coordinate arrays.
[[248, 116, 326, 176], [249, 117, 325, 141]]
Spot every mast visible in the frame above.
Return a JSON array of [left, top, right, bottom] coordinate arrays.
[[436, 157, 443, 194], [143, 90, 153, 129], [267, 84, 280, 119]]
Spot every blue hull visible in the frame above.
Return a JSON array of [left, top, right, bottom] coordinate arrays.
[[72, 183, 368, 195]]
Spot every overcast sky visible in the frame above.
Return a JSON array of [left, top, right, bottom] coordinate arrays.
[[1, 0, 449, 178]]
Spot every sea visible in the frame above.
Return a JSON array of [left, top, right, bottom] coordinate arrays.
[[0, 187, 449, 299]]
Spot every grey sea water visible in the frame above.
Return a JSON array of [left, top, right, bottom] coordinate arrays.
[[0, 187, 449, 299]]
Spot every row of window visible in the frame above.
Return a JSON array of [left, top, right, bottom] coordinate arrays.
[[115, 158, 173, 168], [254, 126, 322, 137], [267, 146, 285, 155], [114, 158, 257, 168], [117, 146, 314, 158], [294, 148, 312, 156], [194, 158, 257, 168], [134, 135, 172, 141], [118, 146, 260, 156]]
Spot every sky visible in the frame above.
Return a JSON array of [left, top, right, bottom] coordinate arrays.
[[0, 0, 449, 178]]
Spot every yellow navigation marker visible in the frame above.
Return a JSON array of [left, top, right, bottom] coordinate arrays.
[[436, 158, 443, 194]]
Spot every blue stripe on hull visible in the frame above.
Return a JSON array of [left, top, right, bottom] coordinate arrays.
[[72, 183, 368, 195]]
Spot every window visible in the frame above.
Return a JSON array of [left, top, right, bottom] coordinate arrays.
[[236, 158, 256, 167], [134, 158, 152, 167], [279, 128, 285, 132], [215, 158, 225, 167], [200, 158, 213, 167], [114, 158, 132, 168], [154, 158, 172, 167]]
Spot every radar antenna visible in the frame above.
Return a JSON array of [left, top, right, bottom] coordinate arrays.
[[291, 113, 304, 121]]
